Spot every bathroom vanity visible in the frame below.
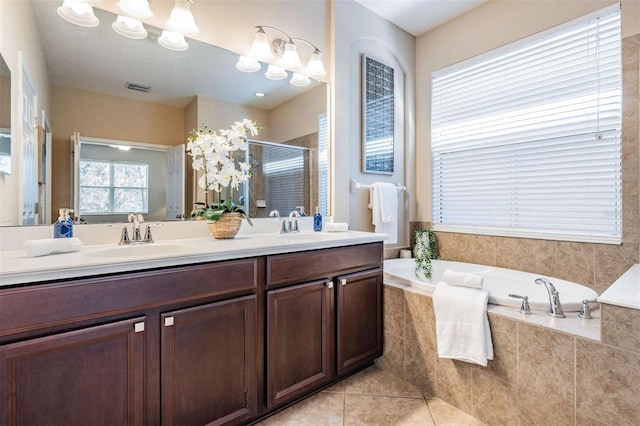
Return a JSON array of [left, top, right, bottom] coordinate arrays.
[[0, 233, 383, 425]]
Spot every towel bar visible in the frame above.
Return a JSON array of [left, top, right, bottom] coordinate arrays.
[[349, 179, 406, 194]]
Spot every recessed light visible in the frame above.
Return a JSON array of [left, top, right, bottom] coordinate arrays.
[[254, 92, 266, 97]]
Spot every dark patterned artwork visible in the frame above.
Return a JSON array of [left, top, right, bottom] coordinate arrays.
[[362, 55, 394, 174]]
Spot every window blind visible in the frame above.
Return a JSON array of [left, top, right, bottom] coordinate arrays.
[[318, 113, 329, 216], [431, 4, 621, 243]]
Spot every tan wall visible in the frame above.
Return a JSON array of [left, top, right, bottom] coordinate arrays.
[[51, 86, 185, 220], [0, 74, 10, 129], [195, 95, 272, 141], [0, 0, 51, 226], [269, 85, 327, 143]]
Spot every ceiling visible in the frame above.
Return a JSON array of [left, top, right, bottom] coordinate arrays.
[[352, 0, 488, 36]]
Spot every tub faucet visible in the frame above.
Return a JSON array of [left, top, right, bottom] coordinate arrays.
[[535, 278, 565, 318]]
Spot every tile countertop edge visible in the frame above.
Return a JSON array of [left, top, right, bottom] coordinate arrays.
[[597, 263, 640, 310], [0, 232, 385, 287]]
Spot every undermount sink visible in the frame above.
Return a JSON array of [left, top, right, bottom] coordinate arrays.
[[278, 232, 341, 241], [84, 243, 191, 258]]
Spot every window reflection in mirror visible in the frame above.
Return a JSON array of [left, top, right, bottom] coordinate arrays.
[[0, 54, 10, 175]]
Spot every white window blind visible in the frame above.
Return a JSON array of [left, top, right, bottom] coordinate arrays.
[[431, 4, 622, 244], [318, 112, 329, 216]]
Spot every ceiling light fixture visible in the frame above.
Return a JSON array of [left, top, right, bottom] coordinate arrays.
[[238, 25, 327, 87], [112, 15, 147, 39], [57, 0, 100, 27], [158, 30, 189, 51], [165, 0, 199, 36]]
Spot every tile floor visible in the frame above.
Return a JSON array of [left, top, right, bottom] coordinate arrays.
[[256, 365, 487, 425]]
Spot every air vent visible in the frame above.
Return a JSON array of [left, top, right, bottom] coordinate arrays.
[[126, 82, 151, 93]]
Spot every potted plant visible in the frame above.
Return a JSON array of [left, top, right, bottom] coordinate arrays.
[[186, 119, 261, 238]]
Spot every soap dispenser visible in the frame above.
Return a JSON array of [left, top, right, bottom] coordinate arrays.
[[54, 208, 74, 238], [313, 206, 323, 232]]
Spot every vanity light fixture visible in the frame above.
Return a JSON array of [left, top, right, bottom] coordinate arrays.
[[254, 92, 266, 97], [239, 25, 327, 87], [57, 0, 100, 28]]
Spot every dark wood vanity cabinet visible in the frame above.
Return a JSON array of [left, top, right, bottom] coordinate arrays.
[[0, 242, 383, 425], [161, 296, 257, 426], [265, 243, 383, 409]]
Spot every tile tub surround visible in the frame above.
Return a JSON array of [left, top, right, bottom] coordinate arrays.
[[381, 285, 640, 425]]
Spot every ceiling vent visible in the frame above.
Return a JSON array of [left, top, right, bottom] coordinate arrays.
[[126, 82, 151, 93]]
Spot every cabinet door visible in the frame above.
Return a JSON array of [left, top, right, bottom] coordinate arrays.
[[161, 295, 257, 426], [267, 280, 333, 408], [337, 269, 383, 375], [0, 317, 146, 426]]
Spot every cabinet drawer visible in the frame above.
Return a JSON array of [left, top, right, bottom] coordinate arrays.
[[266, 243, 383, 287], [0, 258, 259, 339]]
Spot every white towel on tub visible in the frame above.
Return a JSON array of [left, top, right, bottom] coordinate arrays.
[[368, 182, 398, 244], [433, 281, 494, 366], [443, 269, 484, 289]]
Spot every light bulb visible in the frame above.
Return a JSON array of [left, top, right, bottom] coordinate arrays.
[[57, 0, 99, 27], [165, 0, 199, 37], [236, 55, 261, 73], [249, 28, 274, 62], [116, 0, 154, 21], [112, 15, 148, 39], [306, 51, 327, 80], [290, 73, 311, 87], [158, 30, 189, 51], [265, 65, 287, 80], [281, 42, 303, 71]]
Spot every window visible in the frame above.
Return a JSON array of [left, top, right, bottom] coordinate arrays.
[[318, 112, 329, 216], [431, 5, 621, 243], [79, 160, 149, 214]]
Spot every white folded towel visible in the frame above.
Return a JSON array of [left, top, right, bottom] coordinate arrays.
[[433, 281, 494, 366], [23, 238, 83, 257], [443, 269, 484, 288], [324, 222, 349, 232], [368, 182, 398, 244]]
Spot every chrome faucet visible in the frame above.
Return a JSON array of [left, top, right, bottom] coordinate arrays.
[[535, 278, 565, 318], [110, 213, 158, 245], [286, 210, 301, 233]]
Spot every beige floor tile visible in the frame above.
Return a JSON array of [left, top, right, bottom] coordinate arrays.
[[257, 391, 344, 426], [427, 398, 487, 426], [344, 394, 435, 426], [345, 365, 423, 399], [323, 380, 345, 394]]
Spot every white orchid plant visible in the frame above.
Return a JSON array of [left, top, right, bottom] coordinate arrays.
[[186, 119, 261, 224]]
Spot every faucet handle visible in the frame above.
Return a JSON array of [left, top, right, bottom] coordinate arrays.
[[109, 224, 130, 245], [144, 223, 161, 243], [509, 294, 531, 315], [578, 299, 594, 319], [269, 210, 280, 219]]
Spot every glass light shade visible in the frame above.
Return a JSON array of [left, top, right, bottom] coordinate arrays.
[[249, 29, 274, 62], [281, 42, 303, 71], [112, 15, 148, 39], [265, 64, 287, 80], [290, 72, 311, 87], [306, 51, 327, 80], [158, 30, 188, 51], [57, 0, 99, 27], [236, 55, 261, 73], [165, 0, 199, 37], [116, 0, 154, 21]]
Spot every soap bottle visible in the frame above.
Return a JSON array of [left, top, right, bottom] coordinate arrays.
[[313, 206, 323, 232], [54, 208, 74, 238]]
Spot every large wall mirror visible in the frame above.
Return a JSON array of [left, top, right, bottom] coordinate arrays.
[[0, 53, 10, 175], [4, 0, 328, 226]]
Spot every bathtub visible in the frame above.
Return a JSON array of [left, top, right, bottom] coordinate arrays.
[[384, 258, 598, 312]]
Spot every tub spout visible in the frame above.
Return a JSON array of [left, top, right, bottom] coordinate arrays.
[[535, 278, 565, 318]]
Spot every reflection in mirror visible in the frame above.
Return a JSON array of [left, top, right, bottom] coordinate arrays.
[[0, 54, 10, 175], [4, 1, 328, 226]]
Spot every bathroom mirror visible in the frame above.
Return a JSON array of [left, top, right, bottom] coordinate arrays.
[[3, 0, 328, 225], [0, 53, 10, 175]]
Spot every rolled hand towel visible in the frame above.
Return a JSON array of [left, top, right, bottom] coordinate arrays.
[[324, 222, 349, 232], [23, 238, 83, 258], [443, 269, 483, 288]]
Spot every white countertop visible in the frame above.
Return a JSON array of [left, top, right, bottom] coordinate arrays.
[[0, 231, 384, 287], [598, 263, 640, 310]]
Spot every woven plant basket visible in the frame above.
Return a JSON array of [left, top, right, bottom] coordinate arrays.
[[207, 212, 243, 239]]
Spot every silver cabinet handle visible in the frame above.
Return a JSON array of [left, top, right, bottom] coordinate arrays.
[[340, 279, 347, 286], [164, 316, 175, 327], [325, 281, 333, 288], [134, 322, 145, 333]]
